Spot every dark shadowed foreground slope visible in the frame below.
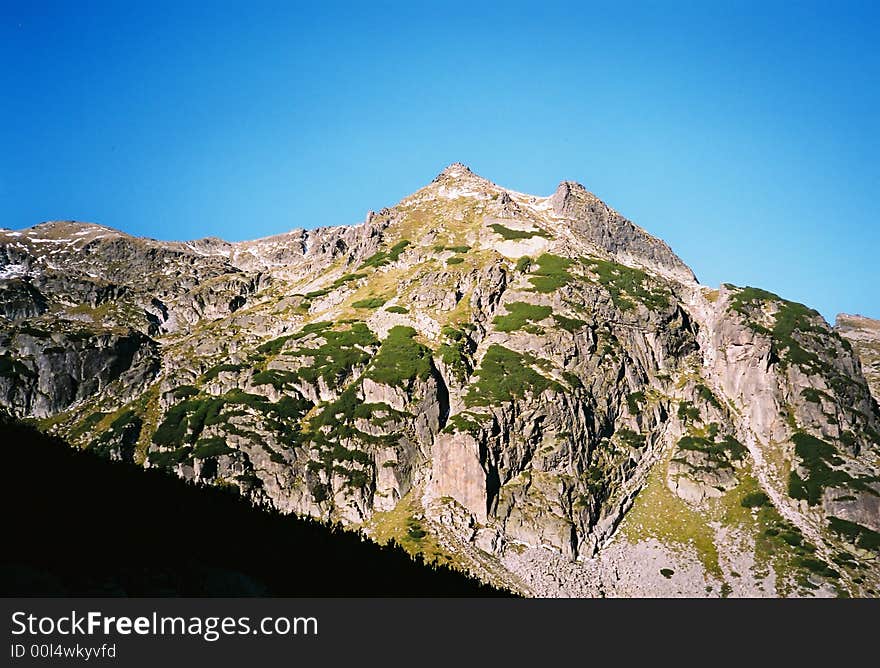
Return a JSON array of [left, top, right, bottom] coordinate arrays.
[[0, 417, 506, 596]]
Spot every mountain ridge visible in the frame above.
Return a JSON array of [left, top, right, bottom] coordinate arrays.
[[2, 164, 879, 597], [3, 163, 695, 280]]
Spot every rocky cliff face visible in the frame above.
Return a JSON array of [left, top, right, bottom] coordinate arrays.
[[837, 314, 880, 404], [3, 163, 880, 597]]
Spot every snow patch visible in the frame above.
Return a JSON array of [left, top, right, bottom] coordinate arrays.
[[0, 263, 27, 279], [437, 185, 486, 200]]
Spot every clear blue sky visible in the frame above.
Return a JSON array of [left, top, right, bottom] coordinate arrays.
[[1, 1, 878, 321]]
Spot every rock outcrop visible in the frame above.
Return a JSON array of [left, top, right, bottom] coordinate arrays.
[[837, 314, 880, 404], [2, 165, 879, 597]]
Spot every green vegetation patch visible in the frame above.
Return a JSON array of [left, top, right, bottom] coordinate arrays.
[[286, 321, 378, 385], [800, 388, 829, 404], [677, 400, 700, 424], [108, 409, 141, 432], [256, 335, 294, 356], [153, 397, 224, 447], [307, 386, 404, 442], [795, 557, 840, 580], [434, 244, 471, 253], [446, 257, 465, 265], [365, 491, 462, 568], [152, 390, 311, 456], [302, 383, 409, 491], [251, 369, 300, 390], [352, 297, 387, 309], [620, 455, 722, 577], [437, 327, 472, 381], [293, 321, 335, 339], [303, 273, 368, 299], [493, 301, 552, 332], [148, 446, 193, 468], [828, 517, 880, 552], [406, 518, 427, 541], [727, 286, 781, 315], [740, 491, 769, 508], [626, 391, 645, 415], [617, 428, 646, 449], [750, 497, 845, 589], [675, 430, 746, 469], [727, 286, 845, 375], [192, 436, 235, 459], [627, 465, 844, 594], [529, 253, 574, 293], [696, 384, 722, 410], [583, 257, 670, 311], [257, 322, 333, 356], [553, 314, 587, 333], [465, 344, 561, 406], [787, 432, 879, 506], [366, 326, 434, 389], [488, 223, 552, 241], [69, 411, 108, 440], [442, 411, 486, 435], [359, 240, 411, 269], [515, 256, 532, 272], [171, 385, 199, 399], [385, 305, 409, 314]]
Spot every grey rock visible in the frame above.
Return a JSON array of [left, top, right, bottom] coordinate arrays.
[[2, 165, 878, 597]]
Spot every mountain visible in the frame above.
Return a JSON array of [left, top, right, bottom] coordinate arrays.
[[2, 163, 879, 597]]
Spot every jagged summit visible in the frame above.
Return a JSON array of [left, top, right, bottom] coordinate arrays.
[[428, 162, 496, 193], [399, 165, 696, 283], [431, 162, 529, 192], [547, 180, 696, 283], [436, 162, 475, 179]]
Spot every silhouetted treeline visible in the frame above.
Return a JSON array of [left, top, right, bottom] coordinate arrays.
[[0, 417, 509, 596]]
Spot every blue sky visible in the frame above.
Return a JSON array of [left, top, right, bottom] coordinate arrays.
[[1, 1, 878, 321]]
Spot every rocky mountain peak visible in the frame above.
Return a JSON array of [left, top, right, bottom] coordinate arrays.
[[2, 164, 879, 598], [436, 162, 476, 179], [427, 163, 497, 194], [550, 179, 588, 201], [545, 180, 697, 283]]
